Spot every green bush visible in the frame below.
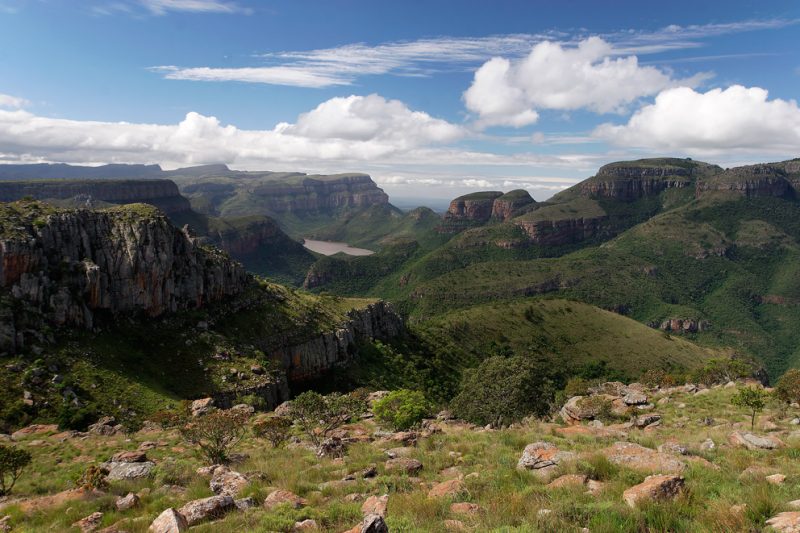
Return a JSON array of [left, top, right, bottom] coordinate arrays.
[[775, 368, 800, 405], [0, 445, 32, 496], [731, 386, 768, 430], [692, 358, 752, 386], [179, 409, 250, 465], [75, 465, 108, 491], [288, 391, 367, 448], [373, 389, 431, 431], [252, 415, 292, 448], [450, 355, 560, 426]]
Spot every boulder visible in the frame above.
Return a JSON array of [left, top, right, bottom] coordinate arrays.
[[316, 437, 347, 458], [517, 442, 575, 479], [148, 508, 188, 533], [72, 512, 104, 532], [428, 478, 465, 499], [88, 417, 119, 436], [728, 431, 784, 450], [103, 461, 156, 481], [657, 440, 689, 455], [634, 414, 662, 429], [623, 392, 648, 406], [442, 519, 468, 531], [384, 447, 415, 458], [767, 474, 787, 485], [11, 424, 58, 440], [111, 451, 148, 463], [263, 490, 307, 510], [190, 398, 214, 417], [601, 442, 686, 473], [623, 475, 685, 507], [560, 396, 598, 423], [385, 458, 423, 475], [293, 519, 319, 531], [209, 468, 248, 497], [767, 512, 800, 532], [361, 514, 389, 533], [234, 497, 259, 510], [178, 495, 235, 526], [361, 494, 388, 517], [115, 492, 140, 511]]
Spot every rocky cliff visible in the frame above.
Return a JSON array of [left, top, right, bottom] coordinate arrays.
[[515, 216, 608, 246], [0, 201, 248, 352], [0, 179, 192, 215], [491, 190, 536, 221], [272, 301, 403, 382], [250, 174, 389, 214], [696, 164, 796, 198]]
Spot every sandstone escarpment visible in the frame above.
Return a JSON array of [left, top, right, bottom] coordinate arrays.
[[579, 160, 711, 201], [439, 192, 504, 232], [515, 216, 608, 246], [0, 179, 192, 215], [251, 174, 389, 214], [0, 201, 248, 351], [491, 190, 536, 221], [696, 164, 794, 198], [271, 301, 403, 381]]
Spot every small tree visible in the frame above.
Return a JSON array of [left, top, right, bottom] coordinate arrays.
[[0, 445, 32, 496], [288, 391, 366, 448], [693, 358, 751, 386], [252, 415, 292, 448], [731, 386, 768, 430], [180, 409, 250, 465], [374, 389, 431, 431], [775, 369, 800, 405]]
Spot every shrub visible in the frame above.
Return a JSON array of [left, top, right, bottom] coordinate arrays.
[[149, 409, 187, 430], [692, 358, 751, 386], [0, 445, 32, 496], [775, 369, 800, 405], [731, 386, 768, 430], [450, 355, 560, 426], [374, 389, 431, 431], [252, 415, 292, 448], [179, 409, 250, 465], [563, 377, 593, 397], [288, 391, 367, 448], [76, 465, 109, 491]]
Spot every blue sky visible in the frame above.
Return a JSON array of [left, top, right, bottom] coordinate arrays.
[[1, 0, 799, 201]]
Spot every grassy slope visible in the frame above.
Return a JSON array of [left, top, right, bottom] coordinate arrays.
[[0, 281, 376, 432], [6, 384, 800, 532]]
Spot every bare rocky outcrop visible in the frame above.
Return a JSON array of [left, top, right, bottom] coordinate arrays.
[[514, 215, 608, 246], [0, 203, 248, 352], [623, 475, 685, 507], [696, 164, 795, 198], [249, 174, 389, 214]]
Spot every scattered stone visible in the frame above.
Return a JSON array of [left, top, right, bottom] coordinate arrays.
[[138, 441, 158, 451], [517, 442, 576, 479], [586, 479, 605, 495], [11, 424, 58, 440], [361, 466, 378, 478], [111, 450, 148, 463], [601, 442, 686, 473], [451, 502, 482, 516], [234, 497, 258, 510], [116, 492, 140, 511], [767, 512, 800, 532], [148, 508, 188, 533], [554, 425, 626, 438], [88, 417, 120, 436], [788, 500, 800, 510], [384, 447, 415, 458], [178, 495, 235, 526], [428, 478, 465, 498], [72, 512, 104, 532], [728, 431, 785, 450], [634, 414, 662, 428], [547, 474, 588, 488], [293, 519, 319, 531], [229, 404, 255, 416], [190, 398, 214, 417], [623, 392, 648, 406], [263, 490, 307, 510], [442, 520, 468, 531], [762, 420, 779, 432], [361, 514, 389, 533], [657, 440, 689, 455], [623, 475, 685, 507], [103, 460, 156, 481], [361, 494, 388, 517], [537, 509, 553, 518], [316, 437, 347, 458], [699, 438, 716, 451], [210, 467, 248, 497], [767, 474, 787, 485], [385, 458, 423, 475]]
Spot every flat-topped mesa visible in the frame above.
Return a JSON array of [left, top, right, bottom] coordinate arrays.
[[251, 173, 389, 214], [513, 197, 609, 245], [580, 158, 721, 201], [0, 201, 249, 351], [443, 191, 504, 224], [696, 162, 797, 199], [491, 190, 536, 221], [0, 179, 192, 215]]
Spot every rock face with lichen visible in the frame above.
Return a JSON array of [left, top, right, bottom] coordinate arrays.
[[0, 201, 248, 351]]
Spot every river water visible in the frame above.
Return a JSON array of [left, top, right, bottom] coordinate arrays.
[[302, 239, 375, 256]]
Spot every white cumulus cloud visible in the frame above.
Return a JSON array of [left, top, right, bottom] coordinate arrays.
[[0, 93, 29, 109], [464, 37, 709, 128], [593, 85, 800, 155], [0, 94, 464, 167]]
